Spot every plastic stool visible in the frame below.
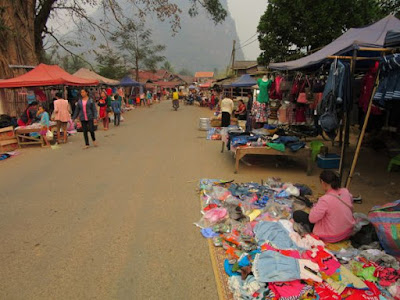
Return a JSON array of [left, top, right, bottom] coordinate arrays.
[[388, 154, 400, 172], [310, 141, 324, 161]]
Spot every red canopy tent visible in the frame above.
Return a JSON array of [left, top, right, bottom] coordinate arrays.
[[0, 64, 99, 88]]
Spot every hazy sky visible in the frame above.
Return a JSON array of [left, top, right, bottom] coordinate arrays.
[[227, 0, 267, 60], [50, 1, 268, 61]]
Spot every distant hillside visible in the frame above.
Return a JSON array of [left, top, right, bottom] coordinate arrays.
[[61, 0, 243, 73], [149, 0, 244, 73]]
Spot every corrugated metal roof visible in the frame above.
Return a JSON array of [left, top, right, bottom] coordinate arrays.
[[194, 72, 214, 78]]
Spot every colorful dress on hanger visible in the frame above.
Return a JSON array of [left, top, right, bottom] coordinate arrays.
[[253, 78, 272, 123]]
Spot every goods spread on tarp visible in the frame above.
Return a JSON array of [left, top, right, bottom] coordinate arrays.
[[195, 179, 400, 300]]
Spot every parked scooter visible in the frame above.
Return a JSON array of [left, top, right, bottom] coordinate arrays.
[[184, 95, 194, 105]]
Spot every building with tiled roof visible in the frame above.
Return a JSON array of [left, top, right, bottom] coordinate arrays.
[[233, 61, 259, 76], [194, 71, 214, 83]]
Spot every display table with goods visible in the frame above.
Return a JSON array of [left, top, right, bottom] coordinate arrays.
[[195, 179, 400, 300], [221, 126, 312, 174], [15, 122, 56, 147]]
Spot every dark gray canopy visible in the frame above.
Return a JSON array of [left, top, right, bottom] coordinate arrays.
[[269, 15, 400, 71], [385, 30, 400, 47]]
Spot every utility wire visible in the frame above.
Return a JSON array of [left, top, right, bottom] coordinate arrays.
[[240, 32, 258, 45], [235, 37, 259, 51]]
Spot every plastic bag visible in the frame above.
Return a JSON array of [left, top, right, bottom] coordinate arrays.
[[352, 212, 370, 234], [210, 186, 231, 201], [46, 130, 53, 139], [194, 208, 228, 228]]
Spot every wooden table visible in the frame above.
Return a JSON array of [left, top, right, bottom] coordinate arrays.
[[15, 126, 55, 148], [230, 145, 312, 175]]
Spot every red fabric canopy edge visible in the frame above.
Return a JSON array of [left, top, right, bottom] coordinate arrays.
[[0, 63, 99, 88]]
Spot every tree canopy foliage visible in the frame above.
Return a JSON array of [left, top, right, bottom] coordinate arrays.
[[109, 21, 166, 81], [0, 0, 227, 77], [257, 0, 397, 65], [95, 47, 129, 80]]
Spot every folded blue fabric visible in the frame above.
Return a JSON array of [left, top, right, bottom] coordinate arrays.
[[254, 221, 299, 249], [253, 250, 300, 282], [287, 141, 306, 152], [273, 136, 299, 145]]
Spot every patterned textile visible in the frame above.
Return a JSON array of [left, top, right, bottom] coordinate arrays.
[[252, 101, 268, 123]]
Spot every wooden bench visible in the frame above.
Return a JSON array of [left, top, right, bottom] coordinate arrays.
[[15, 126, 55, 148]]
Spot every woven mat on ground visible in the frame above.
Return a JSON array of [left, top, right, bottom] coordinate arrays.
[[208, 239, 234, 300]]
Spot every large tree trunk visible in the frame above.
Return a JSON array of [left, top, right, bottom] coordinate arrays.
[[0, 0, 37, 78]]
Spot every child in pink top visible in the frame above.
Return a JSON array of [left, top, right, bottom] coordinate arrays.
[[293, 170, 355, 243]]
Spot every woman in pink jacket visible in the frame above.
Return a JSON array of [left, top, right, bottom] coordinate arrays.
[[53, 92, 71, 144], [293, 170, 355, 243]]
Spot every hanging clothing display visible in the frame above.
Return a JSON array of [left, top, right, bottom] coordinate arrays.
[[359, 62, 382, 115], [374, 54, 400, 106], [252, 101, 269, 123], [318, 60, 351, 136], [257, 78, 272, 103]]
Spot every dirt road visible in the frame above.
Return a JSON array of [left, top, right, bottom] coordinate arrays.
[[0, 100, 398, 299]]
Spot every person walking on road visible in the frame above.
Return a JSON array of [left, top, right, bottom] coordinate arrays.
[[146, 90, 152, 107], [72, 89, 98, 149], [111, 94, 121, 126], [172, 88, 179, 110], [98, 91, 109, 131], [53, 92, 71, 143]]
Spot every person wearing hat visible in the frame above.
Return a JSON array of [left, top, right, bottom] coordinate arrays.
[[17, 95, 38, 127]]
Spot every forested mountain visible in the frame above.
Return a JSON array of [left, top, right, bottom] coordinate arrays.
[[63, 0, 244, 73]]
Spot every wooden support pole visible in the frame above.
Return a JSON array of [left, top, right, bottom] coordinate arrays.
[[339, 50, 357, 184], [346, 71, 380, 189]]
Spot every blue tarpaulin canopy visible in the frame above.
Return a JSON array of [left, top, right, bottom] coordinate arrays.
[[269, 15, 400, 71], [230, 74, 257, 88], [119, 76, 142, 87]]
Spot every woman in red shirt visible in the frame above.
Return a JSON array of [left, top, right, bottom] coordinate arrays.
[[234, 100, 247, 120], [98, 91, 109, 130]]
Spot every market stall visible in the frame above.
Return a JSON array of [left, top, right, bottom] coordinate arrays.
[[73, 68, 119, 86], [195, 179, 400, 300], [229, 74, 257, 99], [266, 15, 400, 182], [221, 126, 312, 174], [0, 64, 98, 147], [15, 122, 57, 147]]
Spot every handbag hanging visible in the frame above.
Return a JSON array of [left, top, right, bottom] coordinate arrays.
[[280, 76, 291, 92], [290, 75, 301, 96], [297, 76, 313, 103]]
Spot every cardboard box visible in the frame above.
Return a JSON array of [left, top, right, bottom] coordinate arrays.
[[0, 138, 19, 152], [0, 126, 15, 141]]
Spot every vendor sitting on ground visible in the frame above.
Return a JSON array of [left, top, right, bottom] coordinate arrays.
[[293, 170, 355, 243], [234, 99, 247, 120]]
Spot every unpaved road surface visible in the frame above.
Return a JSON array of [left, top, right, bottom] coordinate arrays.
[[1, 100, 398, 299]]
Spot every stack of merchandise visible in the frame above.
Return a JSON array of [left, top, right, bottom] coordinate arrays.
[[207, 128, 222, 140], [0, 126, 18, 152], [195, 179, 399, 300]]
